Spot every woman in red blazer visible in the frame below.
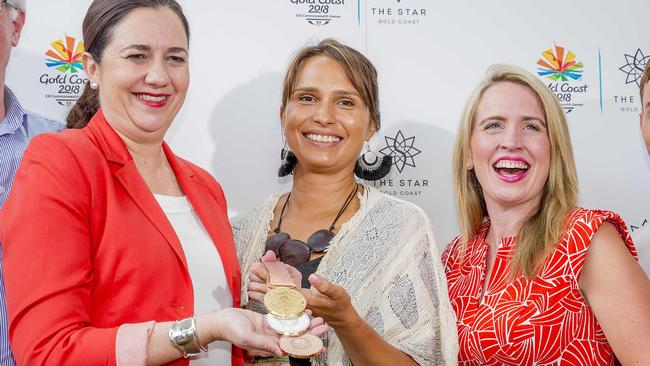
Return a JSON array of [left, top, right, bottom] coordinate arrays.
[[0, 1, 300, 365]]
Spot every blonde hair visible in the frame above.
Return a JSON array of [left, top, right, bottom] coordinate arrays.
[[452, 64, 579, 278]]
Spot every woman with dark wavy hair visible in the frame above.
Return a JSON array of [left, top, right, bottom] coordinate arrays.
[[236, 39, 458, 366], [1, 1, 327, 365]]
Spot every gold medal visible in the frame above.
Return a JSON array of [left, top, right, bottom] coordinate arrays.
[[264, 287, 306, 319], [279, 333, 323, 358]]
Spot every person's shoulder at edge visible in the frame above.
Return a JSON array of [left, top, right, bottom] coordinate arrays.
[[4, 87, 63, 134], [23, 109, 65, 134], [22, 126, 87, 159], [563, 206, 630, 237]]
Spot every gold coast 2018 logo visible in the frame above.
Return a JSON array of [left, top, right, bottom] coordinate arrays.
[[40, 34, 88, 107], [536, 45, 588, 113], [289, 0, 346, 26]]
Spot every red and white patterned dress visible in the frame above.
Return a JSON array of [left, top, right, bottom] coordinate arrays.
[[442, 208, 637, 365]]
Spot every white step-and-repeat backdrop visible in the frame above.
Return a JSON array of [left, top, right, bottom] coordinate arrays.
[[7, 0, 650, 248]]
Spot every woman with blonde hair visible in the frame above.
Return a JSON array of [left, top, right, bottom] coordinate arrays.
[[442, 64, 650, 365]]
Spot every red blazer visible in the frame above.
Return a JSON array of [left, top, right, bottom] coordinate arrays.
[[0, 110, 244, 366]]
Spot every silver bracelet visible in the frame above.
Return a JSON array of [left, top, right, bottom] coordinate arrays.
[[169, 316, 209, 358]]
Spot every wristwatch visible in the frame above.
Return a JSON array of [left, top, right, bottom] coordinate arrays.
[[169, 316, 208, 358]]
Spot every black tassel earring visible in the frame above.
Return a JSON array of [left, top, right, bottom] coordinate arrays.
[[278, 143, 298, 177], [354, 143, 392, 181]]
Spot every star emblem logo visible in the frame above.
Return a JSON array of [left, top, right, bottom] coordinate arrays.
[[619, 48, 649, 87], [379, 130, 421, 173]]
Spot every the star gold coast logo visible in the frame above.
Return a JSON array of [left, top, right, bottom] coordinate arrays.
[[535, 45, 588, 113], [613, 48, 649, 113], [619, 48, 649, 87], [370, 0, 428, 26], [379, 130, 421, 173], [368, 130, 429, 197], [40, 34, 88, 107], [45, 35, 84, 73]]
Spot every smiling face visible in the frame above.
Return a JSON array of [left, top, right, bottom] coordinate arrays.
[[469, 81, 550, 211], [281, 56, 376, 175], [84, 6, 189, 143]]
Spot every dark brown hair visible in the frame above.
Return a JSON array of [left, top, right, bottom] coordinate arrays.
[[66, 0, 190, 129], [281, 39, 381, 129]]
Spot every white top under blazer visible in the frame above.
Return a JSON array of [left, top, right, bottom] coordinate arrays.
[[155, 194, 232, 365]]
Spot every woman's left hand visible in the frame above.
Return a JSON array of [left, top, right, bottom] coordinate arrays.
[[246, 252, 330, 338], [301, 274, 360, 329], [248, 253, 359, 329]]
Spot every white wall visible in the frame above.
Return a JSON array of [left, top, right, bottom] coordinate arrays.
[[7, 0, 649, 248]]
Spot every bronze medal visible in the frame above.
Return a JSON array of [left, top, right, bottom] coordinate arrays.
[[279, 333, 323, 358]]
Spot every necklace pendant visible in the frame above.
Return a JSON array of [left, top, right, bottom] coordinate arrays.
[[280, 239, 311, 267], [307, 229, 334, 253], [265, 232, 290, 254]]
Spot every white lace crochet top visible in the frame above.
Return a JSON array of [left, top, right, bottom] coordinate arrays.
[[232, 185, 458, 365]]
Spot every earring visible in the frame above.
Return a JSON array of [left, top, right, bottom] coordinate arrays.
[[465, 162, 473, 170], [278, 140, 297, 177], [354, 143, 392, 181], [90, 80, 98, 90]]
